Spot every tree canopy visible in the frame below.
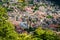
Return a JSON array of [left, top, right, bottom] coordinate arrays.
[[0, 6, 19, 40]]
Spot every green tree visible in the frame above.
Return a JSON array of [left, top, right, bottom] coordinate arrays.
[[34, 27, 60, 40], [2, 0, 8, 2], [46, 15, 53, 18], [17, 2, 27, 11], [0, 6, 19, 40]]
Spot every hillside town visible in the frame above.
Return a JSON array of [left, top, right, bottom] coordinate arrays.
[[0, 0, 60, 33], [1, 0, 60, 40]]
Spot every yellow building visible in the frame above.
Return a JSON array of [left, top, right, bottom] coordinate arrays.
[[18, 0, 25, 2]]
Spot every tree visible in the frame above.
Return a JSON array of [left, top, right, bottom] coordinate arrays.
[[2, 0, 8, 2], [34, 27, 60, 40], [0, 6, 19, 40], [17, 2, 27, 11]]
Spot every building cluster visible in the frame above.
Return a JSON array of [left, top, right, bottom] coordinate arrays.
[[2, 0, 60, 32]]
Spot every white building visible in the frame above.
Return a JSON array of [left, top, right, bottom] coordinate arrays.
[[9, 0, 18, 3]]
